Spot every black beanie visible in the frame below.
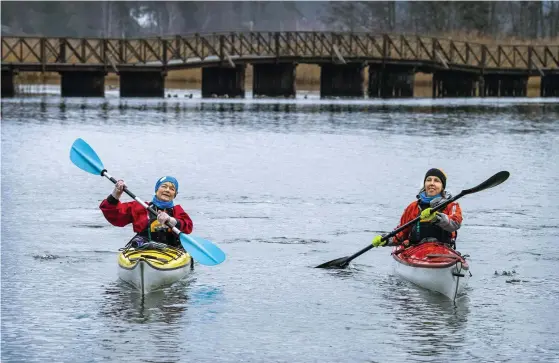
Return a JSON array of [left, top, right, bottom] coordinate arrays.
[[424, 168, 447, 190]]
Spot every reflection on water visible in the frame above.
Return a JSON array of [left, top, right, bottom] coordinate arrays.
[[95, 278, 224, 363], [99, 277, 224, 325], [2, 97, 558, 137], [1, 95, 558, 363], [100, 279, 192, 325], [381, 276, 470, 360]]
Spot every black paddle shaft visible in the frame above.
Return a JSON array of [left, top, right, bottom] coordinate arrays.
[[345, 190, 466, 261], [347, 171, 509, 261], [102, 170, 165, 221]]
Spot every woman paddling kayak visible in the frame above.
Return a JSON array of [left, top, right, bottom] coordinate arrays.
[[372, 168, 463, 248], [369, 168, 468, 300], [100, 176, 194, 248]]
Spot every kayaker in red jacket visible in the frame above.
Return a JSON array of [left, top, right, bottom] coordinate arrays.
[[371, 168, 463, 248], [99, 176, 193, 248]]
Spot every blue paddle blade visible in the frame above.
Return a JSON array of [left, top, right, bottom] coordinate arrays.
[[70, 138, 104, 175], [180, 234, 226, 266]]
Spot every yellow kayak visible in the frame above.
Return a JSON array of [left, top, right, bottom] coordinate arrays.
[[117, 242, 193, 294]]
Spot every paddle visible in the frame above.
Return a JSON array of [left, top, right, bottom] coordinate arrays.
[[316, 171, 510, 269], [70, 138, 226, 266]]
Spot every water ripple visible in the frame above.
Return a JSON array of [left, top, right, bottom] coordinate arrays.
[[2, 96, 558, 363]]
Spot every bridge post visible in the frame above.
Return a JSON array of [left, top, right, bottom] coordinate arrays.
[[541, 74, 559, 97], [120, 71, 165, 98], [368, 65, 415, 98], [201, 65, 246, 98], [253, 63, 296, 98], [482, 74, 528, 97], [60, 71, 105, 97], [482, 75, 499, 97], [500, 75, 527, 97], [320, 63, 364, 98], [433, 71, 477, 98], [1, 70, 16, 98]]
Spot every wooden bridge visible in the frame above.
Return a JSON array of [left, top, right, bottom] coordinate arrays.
[[2, 32, 559, 98]]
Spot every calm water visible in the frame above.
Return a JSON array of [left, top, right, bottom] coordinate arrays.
[[2, 91, 559, 363]]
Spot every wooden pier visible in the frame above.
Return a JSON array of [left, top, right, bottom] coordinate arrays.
[[2, 32, 558, 98]]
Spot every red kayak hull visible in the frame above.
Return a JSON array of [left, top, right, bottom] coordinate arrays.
[[391, 241, 470, 299], [392, 241, 468, 269]]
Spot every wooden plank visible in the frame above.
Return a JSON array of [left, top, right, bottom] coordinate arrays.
[[354, 35, 371, 57], [417, 37, 434, 61], [142, 39, 163, 63], [465, 43, 481, 65], [181, 36, 202, 59], [544, 47, 559, 67], [83, 40, 104, 63], [498, 46, 514, 68], [278, 32, 297, 56], [433, 39, 451, 65], [63, 39, 85, 63], [2, 38, 20, 61], [365, 34, 384, 57], [123, 40, 143, 63], [450, 41, 467, 64], [20, 38, 41, 63], [532, 46, 547, 68], [401, 35, 417, 59], [316, 33, 333, 56], [484, 45, 499, 67], [0, 34, 556, 73], [513, 46, 528, 68], [296, 32, 314, 56], [386, 34, 401, 58], [44, 39, 60, 63], [255, 33, 274, 54]]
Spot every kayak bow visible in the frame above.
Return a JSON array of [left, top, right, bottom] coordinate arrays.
[[392, 241, 470, 300], [118, 242, 193, 294]]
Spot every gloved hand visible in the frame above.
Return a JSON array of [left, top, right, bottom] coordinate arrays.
[[111, 180, 126, 199], [157, 211, 177, 227], [372, 235, 387, 247], [420, 208, 438, 223]]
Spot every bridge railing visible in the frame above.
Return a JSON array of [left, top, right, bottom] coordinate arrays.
[[2, 32, 558, 71]]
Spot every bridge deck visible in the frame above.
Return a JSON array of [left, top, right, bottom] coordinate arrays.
[[2, 32, 558, 75]]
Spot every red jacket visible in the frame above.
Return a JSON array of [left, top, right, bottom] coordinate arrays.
[[99, 199, 193, 234], [393, 200, 462, 243]]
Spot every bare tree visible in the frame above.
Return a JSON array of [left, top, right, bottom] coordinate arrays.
[[2, 1, 558, 39]]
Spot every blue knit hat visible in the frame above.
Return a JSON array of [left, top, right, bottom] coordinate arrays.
[[155, 176, 179, 195]]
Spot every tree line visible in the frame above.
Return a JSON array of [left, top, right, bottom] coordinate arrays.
[[2, 1, 558, 40]]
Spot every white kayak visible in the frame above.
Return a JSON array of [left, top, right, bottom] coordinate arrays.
[[118, 242, 193, 294], [392, 241, 470, 300]]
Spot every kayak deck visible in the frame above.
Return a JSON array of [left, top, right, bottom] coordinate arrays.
[[393, 242, 468, 269], [118, 244, 192, 271], [118, 242, 193, 294]]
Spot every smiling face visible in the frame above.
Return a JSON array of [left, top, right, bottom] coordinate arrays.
[[424, 176, 443, 197], [155, 182, 177, 202]]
